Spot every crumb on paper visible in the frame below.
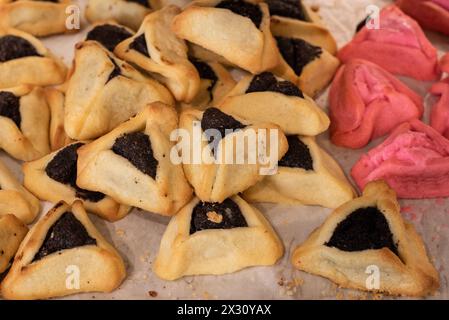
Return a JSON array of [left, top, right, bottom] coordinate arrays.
[[278, 276, 303, 296], [203, 291, 211, 300], [311, 5, 320, 12], [116, 229, 126, 237], [148, 290, 158, 298]]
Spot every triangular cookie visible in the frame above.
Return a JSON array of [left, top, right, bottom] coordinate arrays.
[[338, 5, 440, 81], [0, 0, 73, 37], [218, 72, 330, 135], [0, 159, 40, 224], [172, 0, 280, 74], [0, 214, 28, 274], [0, 28, 67, 88], [86, 0, 153, 31], [243, 135, 355, 208], [181, 58, 236, 110], [292, 181, 439, 297], [0, 85, 50, 161], [351, 120, 449, 199], [76, 102, 193, 216], [1, 201, 126, 300], [330, 59, 424, 149], [114, 5, 201, 102], [23, 142, 131, 222], [153, 195, 284, 280], [270, 27, 340, 98], [64, 40, 174, 140], [267, 0, 337, 54], [179, 107, 288, 203]]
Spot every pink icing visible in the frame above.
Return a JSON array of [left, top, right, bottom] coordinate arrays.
[[432, 0, 449, 11], [338, 5, 440, 80], [368, 11, 420, 49], [397, 0, 449, 37], [330, 59, 423, 149], [430, 77, 449, 139], [351, 120, 449, 198]]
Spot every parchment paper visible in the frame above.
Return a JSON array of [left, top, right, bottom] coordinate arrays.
[[1, 0, 448, 300]]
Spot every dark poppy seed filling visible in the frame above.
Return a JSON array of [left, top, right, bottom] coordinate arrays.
[[86, 24, 133, 52], [106, 58, 122, 83], [216, 0, 262, 28], [279, 136, 313, 170], [45, 143, 106, 202], [130, 34, 150, 57], [201, 108, 245, 154], [33, 212, 97, 262], [325, 207, 399, 255], [190, 198, 248, 234], [112, 132, 158, 179], [266, 0, 306, 21], [275, 36, 322, 76], [0, 91, 21, 128], [191, 58, 218, 100], [246, 72, 304, 98], [0, 35, 41, 62], [126, 0, 151, 8]]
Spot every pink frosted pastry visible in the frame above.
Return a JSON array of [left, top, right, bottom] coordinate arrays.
[[329, 59, 424, 149], [430, 77, 449, 139], [441, 53, 449, 73], [397, 0, 449, 36], [351, 120, 449, 198], [339, 5, 440, 81]]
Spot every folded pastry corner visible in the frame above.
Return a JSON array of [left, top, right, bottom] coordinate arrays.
[[179, 107, 288, 203], [268, 0, 337, 55], [0, 0, 75, 37], [397, 0, 449, 36], [114, 5, 201, 103], [330, 59, 423, 149], [351, 120, 449, 199], [76, 102, 193, 216], [0, 85, 51, 161], [1, 201, 126, 300], [172, 0, 280, 74], [64, 40, 174, 140], [23, 142, 131, 222], [243, 135, 355, 208], [292, 180, 439, 297], [45, 88, 73, 151], [0, 214, 28, 274], [430, 77, 449, 139], [218, 72, 329, 136], [181, 58, 236, 110], [338, 5, 440, 81], [270, 25, 340, 98], [85, 0, 153, 31], [153, 195, 284, 280], [0, 28, 67, 88], [0, 159, 40, 224]]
